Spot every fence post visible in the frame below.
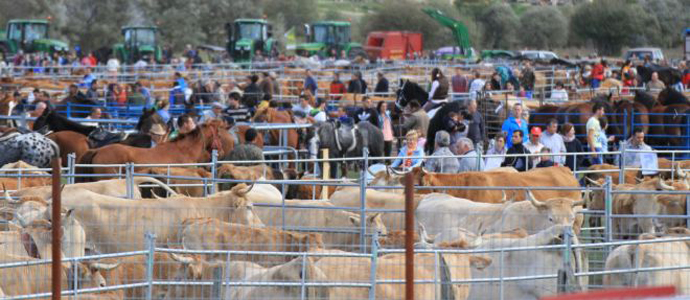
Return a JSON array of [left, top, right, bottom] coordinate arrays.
[[126, 162, 134, 199], [558, 225, 574, 293], [604, 176, 613, 243], [51, 156, 62, 300], [368, 230, 379, 300], [359, 147, 369, 251], [211, 149, 218, 195], [67, 153, 76, 185], [620, 147, 627, 185], [321, 149, 330, 200], [300, 252, 308, 300], [145, 232, 157, 300]]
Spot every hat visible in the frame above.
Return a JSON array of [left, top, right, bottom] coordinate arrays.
[[435, 130, 451, 147], [212, 102, 223, 109], [530, 127, 542, 136], [229, 86, 243, 97], [269, 71, 277, 78], [149, 123, 166, 136]]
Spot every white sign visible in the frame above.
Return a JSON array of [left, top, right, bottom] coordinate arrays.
[[640, 152, 659, 176]]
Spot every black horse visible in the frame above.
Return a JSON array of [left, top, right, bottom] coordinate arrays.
[[395, 79, 429, 110], [636, 65, 683, 86]]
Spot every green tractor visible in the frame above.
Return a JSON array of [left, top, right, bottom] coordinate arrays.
[[113, 26, 163, 64], [0, 19, 69, 58], [296, 21, 366, 59], [226, 19, 278, 63]]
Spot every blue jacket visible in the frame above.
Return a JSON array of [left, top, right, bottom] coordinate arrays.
[[304, 76, 317, 96], [391, 146, 424, 169], [501, 116, 528, 148], [176, 78, 187, 91]]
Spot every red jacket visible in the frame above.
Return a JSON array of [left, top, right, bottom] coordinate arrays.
[[592, 64, 604, 80], [330, 81, 346, 100]]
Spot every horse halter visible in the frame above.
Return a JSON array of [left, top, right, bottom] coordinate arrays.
[[206, 125, 224, 158], [396, 80, 408, 110]]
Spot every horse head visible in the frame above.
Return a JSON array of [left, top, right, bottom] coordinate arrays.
[[136, 108, 165, 134]]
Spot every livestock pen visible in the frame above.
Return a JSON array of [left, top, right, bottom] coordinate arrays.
[[0, 149, 688, 299]]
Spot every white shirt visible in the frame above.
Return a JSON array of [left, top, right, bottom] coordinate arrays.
[[106, 58, 120, 72], [469, 79, 485, 100], [524, 140, 544, 168], [550, 88, 568, 102], [539, 131, 566, 166], [313, 111, 327, 122]]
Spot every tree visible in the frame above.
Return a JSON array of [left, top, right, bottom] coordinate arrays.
[[638, 0, 689, 48], [263, 0, 317, 32], [477, 3, 519, 49], [519, 6, 568, 49], [570, 0, 652, 56]]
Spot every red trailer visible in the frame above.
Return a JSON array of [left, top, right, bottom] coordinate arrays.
[[364, 31, 422, 60]]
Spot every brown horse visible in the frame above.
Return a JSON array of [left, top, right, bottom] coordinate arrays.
[[48, 131, 90, 165], [252, 106, 299, 151], [77, 120, 234, 180], [0, 92, 16, 127], [229, 125, 264, 148], [529, 94, 613, 142]]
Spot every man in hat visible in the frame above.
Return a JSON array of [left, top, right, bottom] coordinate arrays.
[[148, 123, 167, 147], [524, 126, 544, 168], [200, 102, 224, 123]]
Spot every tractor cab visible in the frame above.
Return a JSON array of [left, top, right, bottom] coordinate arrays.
[[123, 27, 157, 50], [0, 19, 67, 56], [114, 26, 162, 64], [227, 19, 276, 62], [299, 21, 364, 59]]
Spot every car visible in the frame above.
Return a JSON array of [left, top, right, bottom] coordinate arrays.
[[516, 50, 559, 61], [623, 47, 664, 62]]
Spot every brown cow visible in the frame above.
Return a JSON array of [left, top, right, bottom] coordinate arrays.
[[585, 163, 639, 184], [140, 167, 212, 197], [657, 158, 690, 179], [179, 217, 323, 266]]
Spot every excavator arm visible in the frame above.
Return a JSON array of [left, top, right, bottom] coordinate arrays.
[[422, 8, 473, 57]]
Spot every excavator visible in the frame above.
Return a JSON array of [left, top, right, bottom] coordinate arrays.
[[422, 8, 478, 61]]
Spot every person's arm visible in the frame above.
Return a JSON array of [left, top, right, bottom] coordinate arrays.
[[587, 126, 597, 157], [390, 148, 404, 168], [428, 81, 439, 101]]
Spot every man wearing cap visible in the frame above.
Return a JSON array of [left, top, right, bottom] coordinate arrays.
[[148, 123, 167, 147], [524, 126, 545, 168], [425, 130, 459, 173], [200, 102, 224, 123]]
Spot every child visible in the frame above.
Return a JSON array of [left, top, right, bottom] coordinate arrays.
[[536, 147, 555, 168]]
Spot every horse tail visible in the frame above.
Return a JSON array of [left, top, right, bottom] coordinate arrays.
[[75, 150, 98, 182]]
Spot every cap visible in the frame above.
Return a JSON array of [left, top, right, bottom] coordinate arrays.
[[530, 127, 542, 136], [212, 102, 223, 109], [229, 86, 243, 98], [149, 123, 166, 136]]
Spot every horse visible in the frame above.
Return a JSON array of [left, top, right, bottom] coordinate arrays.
[[77, 120, 234, 181], [529, 94, 613, 143], [0, 128, 59, 168], [0, 92, 17, 127], [636, 65, 683, 86], [648, 87, 690, 149], [307, 120, 384, 179], [395, 79, 428, 110], [252, 106, 299, 165]]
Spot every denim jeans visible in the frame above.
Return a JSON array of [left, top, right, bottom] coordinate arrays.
[[591, 147, 603, 165]]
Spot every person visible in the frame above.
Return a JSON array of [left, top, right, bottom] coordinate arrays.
[[524, 126, 544, 168], [539, 119, 566, 166], [310, 99, 328, 123], [445, 111, 468, 145], [156, 99, 171, 124], [520, 61, 536, 92], [347, 71, 365, 94], [465, 99, 484, 146], [242, 74, 262, 109], [620, 128, 653, 168], [451, 67, 468, 102], [485, 133, 507, 168], [550, 81, 568, 102], [535, 147, 555, 168], [85, 80, 100, 104], [425, 130, 459, 173], [224, 128, 264, 166], [424, 67, 449, 112], [135, 82, 153, 109], [591, 59, 604, 89], [356, 96, 379, 126], [391, 130, 424, 170], [501, 103, 528, 148], [647, 71, 666, 90], [148, 123, 168, 147], [502, 130, 532, 172], [402, 100, 429, 138], [294, 94, 314, 116], [79, 68, 95, 88], [377, 101, 394, 157], [586, 102, 605, 165], [455, 137, 485, 172], [127, 84, 146, 106], [62, 84, 88, 105], [169, 114, 196, 140], [82, 107, 102, 127], [303, 69, 318, 98], [489, 72, 502, 90], [468, 71, 485, 101], [200, 102, 224, 123], [374, 72, 389, 95], [258, 72, 274, 99], [598, 117, 616, 161], [562, 122, 585, 172], [329, 73, 346, 100], [223, 92, 251, 124], [269, 72, 281, 96]]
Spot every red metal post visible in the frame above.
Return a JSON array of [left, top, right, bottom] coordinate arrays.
[[404, 172, 414, 300], [51, 157, 62, 300]]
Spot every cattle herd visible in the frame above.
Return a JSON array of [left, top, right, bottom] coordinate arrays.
[[0, 62, 688, 299]]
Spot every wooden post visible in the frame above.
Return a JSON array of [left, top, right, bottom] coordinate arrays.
[[404, 172, 415, 300], [51, 156, 62, 300], [321, 149, 329, 200]]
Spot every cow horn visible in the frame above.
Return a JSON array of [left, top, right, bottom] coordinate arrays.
[[571, 199, 585, 207], [420, 167, 430, 175], [527, 191, 548, 209], [91, 262, 121, 271], [500, 190, 507, 202], [170, 253, 195, 264], [675, 165, 687, 179], [468, 234, 483, 249], [151, 192, 164, 199], [417, 222, 435, 244], [656, 178, 675, 191], [388, 166, 404, 176], [585, 177, 602, 187]]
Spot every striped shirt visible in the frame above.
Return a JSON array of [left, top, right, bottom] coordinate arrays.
[[224, 106, 251, 123]]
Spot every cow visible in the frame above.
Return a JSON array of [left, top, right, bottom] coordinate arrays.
[[95, 253, 182, 300], [140, 167, 212, 197], [585, 163, 639, 184], [462, 224, 588, 300], [369, 166, 519, 193], [179, 217, 324, 266], [628, 177, 678, 235], [604, 231, 690, 295], [35, 184, 263, 254], [251, 198, 387, 252], [329, 186, 424, 231], [217, 163, 309, 199], [314, 249, 491, 300], [416, 192, 584, 239], [0, 252, 119, 297], [164, 254, 329, 300], [585, 178, 639, 239], [9, 176, 178, 200], [657, 158, 690, 179], [380, 166, 580, 203], [0, 160, 52, 190]]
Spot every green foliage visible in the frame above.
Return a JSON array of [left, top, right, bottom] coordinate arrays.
[[477, 2, 518, 49], [638, 0, 690, 48], [519, 6, 568, 49], [570, 0, 650, 55], [264, 0, 317, 33]]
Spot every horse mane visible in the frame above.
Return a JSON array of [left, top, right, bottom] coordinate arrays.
[[633, 91, 658, 109], [658, 87, 689, 106]]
